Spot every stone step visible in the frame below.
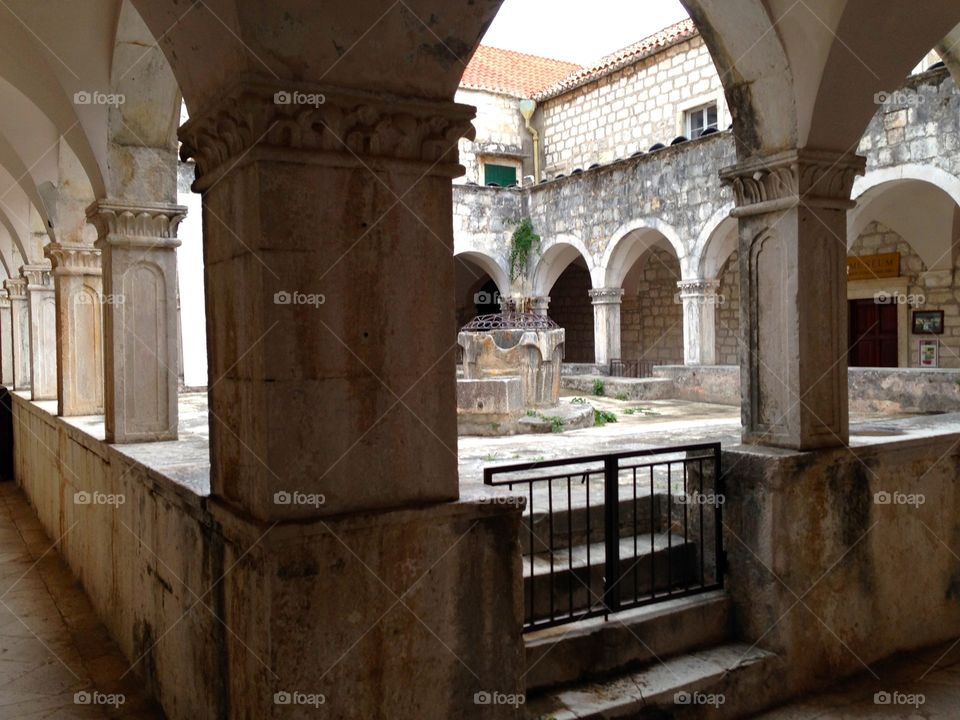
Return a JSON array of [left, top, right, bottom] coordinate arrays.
[[523, 534, 710, 625], [524, 590, 732, 693], [525, 643, 779, 719]]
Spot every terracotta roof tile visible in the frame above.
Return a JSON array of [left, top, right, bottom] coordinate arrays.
[[460, 45, 582, 98], [534, 18, 698, 99]]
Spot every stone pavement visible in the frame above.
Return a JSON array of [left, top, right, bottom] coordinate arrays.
[[753, 641, 960, 718], [0, 483, 163, 719]]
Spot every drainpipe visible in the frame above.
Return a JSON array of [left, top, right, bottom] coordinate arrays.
[[519, 99, 540, 184]]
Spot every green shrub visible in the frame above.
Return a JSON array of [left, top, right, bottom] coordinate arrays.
[[594, 409, 618, 427], [592, 379, 605, 396]]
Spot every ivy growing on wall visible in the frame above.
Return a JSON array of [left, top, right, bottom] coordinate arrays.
[[508, 217, 542, 281]]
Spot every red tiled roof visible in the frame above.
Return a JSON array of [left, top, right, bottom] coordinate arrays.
[[460, 45, 582, 98], [535, 19, 699, 99]]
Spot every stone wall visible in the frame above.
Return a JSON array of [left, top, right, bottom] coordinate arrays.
[[540, 35, 728, 177], [549, 264, 594, 362], [10, 394, 524, 720], [622, 246, 684, 364], [850, 221, 960, 367], [455, 88, 530, 186], [715, 250, 740, 366]]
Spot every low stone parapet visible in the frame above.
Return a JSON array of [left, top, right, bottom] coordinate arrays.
[[561, 374, 675, 400]]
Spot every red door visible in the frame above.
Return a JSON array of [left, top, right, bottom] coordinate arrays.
[[848, 299, 898, 367]]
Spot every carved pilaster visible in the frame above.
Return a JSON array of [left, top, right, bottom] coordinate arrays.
[[720, 149, 866, 216], [178, 78, 477, 190], [719, 149, 863, 449], [44, 243, 104, 416], [87, 199, 184, 441], [20, 262, 53, 289], [20, 263, 56, 400], [3, 278, 26, 301]]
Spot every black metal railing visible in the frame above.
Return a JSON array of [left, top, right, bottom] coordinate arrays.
[[610, 358, 656, 378], [484, 443, 724, 632]]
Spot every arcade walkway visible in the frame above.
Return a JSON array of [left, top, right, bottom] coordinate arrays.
[[0, 483, 163, 719]]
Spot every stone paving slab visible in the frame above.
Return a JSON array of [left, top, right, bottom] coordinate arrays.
[[0, 484, 164, 719]]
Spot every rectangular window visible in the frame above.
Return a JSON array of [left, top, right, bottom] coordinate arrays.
[[483, 163, 518, 187], [686, 103, 719, 138]]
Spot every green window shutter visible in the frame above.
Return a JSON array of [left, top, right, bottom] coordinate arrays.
[[484, 163, 517, 187]]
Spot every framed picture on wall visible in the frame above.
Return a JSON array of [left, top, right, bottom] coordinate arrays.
[[919, 339, 939, 368], [913, 310, 945, 335]]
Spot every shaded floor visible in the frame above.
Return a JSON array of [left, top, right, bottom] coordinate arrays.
[[0, 483, 163, 719], [753, 641, 960, 718]]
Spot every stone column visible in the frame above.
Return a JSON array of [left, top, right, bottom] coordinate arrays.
[[590, 287, 624, 366], [677, 278, 720, 366], [531, 296, 550, 317], [45, 243, 104, 416], [177, 81, 477, 521], [3, 279, 29, 390], [22, 264, 56, 401], [0, 291, 11, 386], [720, 149, 865, 450], [88, 201, 185, 442]]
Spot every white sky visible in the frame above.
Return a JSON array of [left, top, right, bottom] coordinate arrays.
[[480, 0, 690, 66]]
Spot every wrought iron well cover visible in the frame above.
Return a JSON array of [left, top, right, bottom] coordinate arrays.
[[461, 312, 560, 331]]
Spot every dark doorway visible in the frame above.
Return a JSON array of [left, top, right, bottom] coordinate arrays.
[[849, 299, 898, 367]]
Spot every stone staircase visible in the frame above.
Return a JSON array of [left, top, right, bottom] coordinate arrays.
[[523, 592, 781, 719]]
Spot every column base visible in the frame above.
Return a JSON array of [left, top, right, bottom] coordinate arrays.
[[210, 496, 525, 719]]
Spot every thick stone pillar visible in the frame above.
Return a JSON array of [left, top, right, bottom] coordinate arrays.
[[45, 243, 104, 416], [721, 149, 866, 450], [0, 291, 11, 385], [677, 278, 720, 366], [531, 295, 550, 317], [590, 287, 624, 366], [179, 81, 475, 521], [3, 279, 29, 390], [88, 201, 185, 442], [22, 264, 56, 401]]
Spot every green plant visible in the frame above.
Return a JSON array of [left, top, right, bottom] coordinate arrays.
[[615, 392, 629, 401], [624, 408, 637, 415], [592, 379, 605, 396], [594, 409, 618, 427], [508, 218, 542, 281], [527, 410, 565, 433], [570, 397, 587, 405]]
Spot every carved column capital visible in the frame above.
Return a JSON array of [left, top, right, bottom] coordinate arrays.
[[178, 77, 478, 190], [588, 287, 625, 305], [20, 262, 53, 290], [2, 278, 26, 300], [44, 242, 102, 277], [720, 149, 866, 216], [676, 278, 721, 298], [87, 200, 186, 249], [0, 289, 9, 308]]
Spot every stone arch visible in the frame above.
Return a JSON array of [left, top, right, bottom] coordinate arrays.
[[693, 203, 738, 279], [601, 218, 687, 288], [849, 166, 960, 271], [531, 235, 594, 296], [453, 249, 510, 296]]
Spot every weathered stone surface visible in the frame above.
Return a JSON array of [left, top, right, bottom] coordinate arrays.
[[460, 328, 565, 407], [22, 263, 57, 401]]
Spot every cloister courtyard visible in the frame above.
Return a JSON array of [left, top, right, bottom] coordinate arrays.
[[4, 0, 960, 718]]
